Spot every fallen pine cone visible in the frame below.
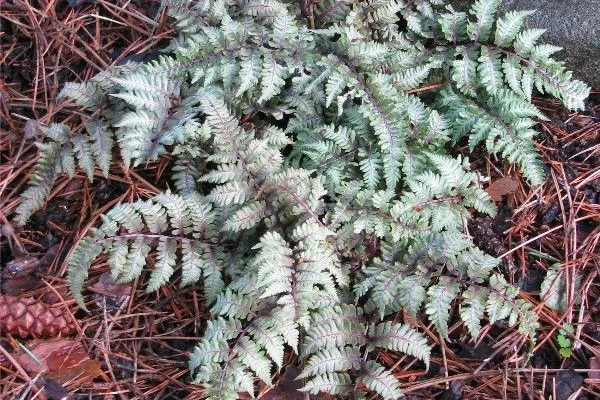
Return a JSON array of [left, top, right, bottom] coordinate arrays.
[[0, 295, 75, 338]]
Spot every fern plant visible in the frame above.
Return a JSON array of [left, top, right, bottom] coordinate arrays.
[[15, 0, 589, 399]]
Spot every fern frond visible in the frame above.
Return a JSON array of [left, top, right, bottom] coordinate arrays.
[[147, 237, 177, 292], [50, 0, 591, 397], [494, 10, 535, 47], [15, 122, 113, 224], [451, 47, 479, 97], [460, 288, 488, 339], [438, 7, 468, 42], [299, 347, 362, 379], [68, 193, 223, 308], [514, 28, 547, 57], [236, 49, 262, 97], [258, 53, 288, 104], [358, 360, 403, 400], [478, 47, 503, 94], [224, 201, 267, 232], [14, 142, 61, 225], [425, 277, 460, 339], [68, 234, 105, 310], [367, 322, 431, 366], [467, 0, 501, 42], [300, 373, 353, 395]]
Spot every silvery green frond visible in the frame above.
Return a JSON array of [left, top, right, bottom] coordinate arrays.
[[236, 49, 262, 97], [367, 322, 431, 366], [451, 47, 479, 97], [15, 122, 115, 225], [438, 6, 467, 42], [258, 53, 288, 104], [487, 274, 539, 339], [14, 142, 61, 226], [467, 0, 501, 42], [478, 47, 503, 95], [146, 237, 178, 292], [494, 10, 536, 47], [68, 193, 223, 308], [357, 360, 403, 400], [38, 0, 593, 397], [460, 288, 488, 340], [299, 372, 353, 395], [438, 88, 546, 185], [68, 234, 104, 310], [514, 28, 547, 57], [303, 304, 366, 354], [298, 347, 362, 379], [224, 201, 267, 232], [426, 277, 461, 339]]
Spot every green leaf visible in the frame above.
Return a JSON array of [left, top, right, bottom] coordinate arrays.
[[460, 288, 488, 339], [468, 0, 501, 41], [236, 49, 261, 97], [452, 48, 478, 97], [358, 361, 403, 400], [146, 237, 177, 292], [426, 277, 460, 339], [559, 347, 573, 358], [514, 28, 547, 56], [258, 53, 287, 103], [494, 10, 535, 47], [478, 47, 503, 95], [557, 334, 571, 349]]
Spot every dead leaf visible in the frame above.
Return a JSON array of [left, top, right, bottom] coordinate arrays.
[[258, 366, 304, 400], [38, 378, 69, 400], [486, 177, 519, 202], [2, 256, 41, 279], [91, 272, 131, 310], [589, 355, 600, 381], [92, 272, 131, 298], [23, 119, 41, 139], [1, 244, 59, 295], [18, 340, 102, 384]]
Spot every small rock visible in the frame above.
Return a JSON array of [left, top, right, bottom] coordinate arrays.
[[553, 369, 583, 400], [439, 380, 464, 400]]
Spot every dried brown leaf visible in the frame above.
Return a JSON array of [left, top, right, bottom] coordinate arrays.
[[589, 355, 600, 382], [486, 177, 519, 202], [18, 340, 102, 384]]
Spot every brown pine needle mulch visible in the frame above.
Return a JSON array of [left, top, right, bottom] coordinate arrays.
[[1, 1, 599, 399]]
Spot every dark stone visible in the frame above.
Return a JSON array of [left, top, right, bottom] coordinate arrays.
[[541, 203, 561, 225], [439, 380, 464, 400], [552, 369, 584, 400], [67, 0, 97, 8], [517, 267, 544, 292], [451, 0, 600, 88], [468, 217, 508, 257], [38, 378, 69, 400], [492, 205, 512, 234], [456, 340, 495, 361]]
